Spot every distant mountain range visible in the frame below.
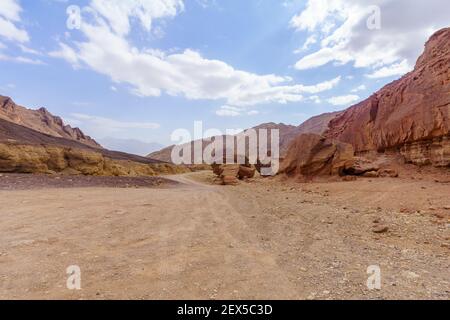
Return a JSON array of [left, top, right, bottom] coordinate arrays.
[[98, 137, 164, 156], [147, 112, 341, 163]]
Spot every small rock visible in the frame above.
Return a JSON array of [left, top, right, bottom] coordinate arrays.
[[372, 225, 389, 233], [363, 171, 379, 178], [403, 271, 420, 280], [434, 213, 445, 219], [378, 169, 399, 178], [306, 293, 316, 300]]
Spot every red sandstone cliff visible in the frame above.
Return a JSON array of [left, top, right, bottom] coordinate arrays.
[[324, 28, 450, 167]]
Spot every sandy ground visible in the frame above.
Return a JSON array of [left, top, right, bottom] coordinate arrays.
[[0, 171, 449, 300]]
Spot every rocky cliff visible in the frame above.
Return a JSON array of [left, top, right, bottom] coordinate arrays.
[[0, 95, 101, 148], [324, 28, 450, 167], [279, 133, 355, 177]]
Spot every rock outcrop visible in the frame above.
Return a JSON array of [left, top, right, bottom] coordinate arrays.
[[0, 142, 190, 176], [324, 28, 450, 167], [279, 134, 355, 177], [0, 95, 101, 148], [0, 116, 190, 176], [294, 112, 342, 136]]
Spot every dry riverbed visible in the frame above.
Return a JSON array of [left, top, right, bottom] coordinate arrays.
[[0, 171, 449, 299]]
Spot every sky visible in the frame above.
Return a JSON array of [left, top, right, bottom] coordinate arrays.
[[0, 0, 449, 151]]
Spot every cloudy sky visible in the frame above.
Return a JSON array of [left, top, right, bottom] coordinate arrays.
[[0, 0, 449, 149]]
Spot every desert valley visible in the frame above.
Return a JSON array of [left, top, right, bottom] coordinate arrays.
[[0, 27, 449, 300], [0, 1, 449, 302]]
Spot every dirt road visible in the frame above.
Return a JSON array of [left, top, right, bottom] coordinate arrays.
[[0, 172, 448, 299]]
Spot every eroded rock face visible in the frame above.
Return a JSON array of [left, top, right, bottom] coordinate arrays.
[[400, 135, 450, 167], [279, 134, 354, 177], [0, 96, 101, 148], [0, 142, 190, 176], [324, 28, 450, 167]]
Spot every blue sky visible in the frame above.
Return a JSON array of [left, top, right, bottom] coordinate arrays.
[[0, 0, 449, 150]]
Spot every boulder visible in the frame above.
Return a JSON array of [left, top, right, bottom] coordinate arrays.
[[211, 163, 257, 185], [220, 164, 240, 178], [279, 134, 355, 177], [238, 165, 256, 179], [345, 158, 380, 175]]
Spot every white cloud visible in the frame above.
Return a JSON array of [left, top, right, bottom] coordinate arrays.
[[291, 0, 450, 78], [50, 0, 340, 108], [0, 53, 44, 65], [327, 94, 359, 106], [49, 42, 80, 66], [0, 0, 29, 43], [0, 0, 22, 22], [195, 0, 218, 9], [365, 59, 411, 79], [65, 113, 160, 141], [351, 84, 366, 93], [0, 0, 41, 66], [215, 105, 259, 117], [308, 95, 322, 104], [295, 35, 317, 53], [69, 113, 160, 130], [90, 0, 184, 36], [0, 83, 16, 91], [19, 44, 43, 56], [216, 105, 241, 117]]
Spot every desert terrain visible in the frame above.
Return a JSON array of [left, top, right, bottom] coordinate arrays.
[[0, 170, 448, 300], [0, 19, 449, 302]]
